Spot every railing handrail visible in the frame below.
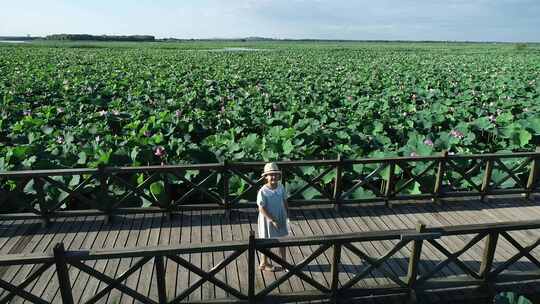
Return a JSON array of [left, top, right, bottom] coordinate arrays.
[[1, 151, 540, 177]]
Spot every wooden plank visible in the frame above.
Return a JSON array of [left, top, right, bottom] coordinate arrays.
[[325, 207, 383, 288], [49, 216, 103, 303], [30, 216, 92, 303], [93, 214, 137, 304], [313, 208, 359, 287], [139, 213, 163, 302], [200, 210, 214, 301], [420, 201, 534, 296], [220, 209, 242, 297], [287, 208, 331, 295], [345, 207, 404, 288], [362, 207, 418, 286], [276, 210, 308, 295], [107, 213, 145, 304], [0, 217, 67, 301], [331, 207, 388, 288], [427, 202, 527, 273], [189, 210, 202, 301], [210, 211, 227, 300], [468, 201, 540, 273], [0, 216, 65, 301], [296, 209, 333, 288], [432, 200, 527, 278], [141, 213, 165, 302], [2, 220, 41, 255], [165, 213, 181, 299], [79, 214, 129, 303], [387, 205, 462, 276], [73, 216, 118, 303], [68, 215, 107, 304], [175, 211, 190, 300], [386, 205, 461, 303], [122, 212, 152, 304], [0, 220, 20, 252], [158, 213, 173, 302], [413, 202, 497, 283]]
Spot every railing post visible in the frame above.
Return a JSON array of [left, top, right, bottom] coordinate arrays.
[[479, 232, 498, 280], [479, 232, 498, 302], [53, 243, 74, 304], [481, 159, 494, 202], [526, 146, 540, 201], [384, 161, 395, 207], [155, 255, 167, 304], [333, 154, 343, 212], [330, 242, 342, 301], [432, 150, 448, 205], [34, 177, 50, 228], [98, 164, 113, 224], [163, 173, 173, 221], [407, 222, 426, 303], [222, 160, 232, 219], [248, 230, 256, 303]]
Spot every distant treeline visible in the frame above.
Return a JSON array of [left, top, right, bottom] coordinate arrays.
[[0, 36, 41, 41], [46, 34, 155, 42]]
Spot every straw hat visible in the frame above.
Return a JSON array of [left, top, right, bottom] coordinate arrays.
[[261, 162, 281, 177]]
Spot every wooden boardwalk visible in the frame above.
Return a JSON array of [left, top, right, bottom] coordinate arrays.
[[1, 196, 540, 303]]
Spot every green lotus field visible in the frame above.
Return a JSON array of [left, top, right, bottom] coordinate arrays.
[[1, 42, 539, 170]]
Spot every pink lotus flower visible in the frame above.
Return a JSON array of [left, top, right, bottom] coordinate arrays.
[[423, 139, 434, 146], [154, 146, 166, 157], [450, 130, 464, 139], [57, 107, 64, 113], [347, 96, 353, 101], [175, 110, 182, 117], [144, 131, 152, 137], [23, 109, 32, 116]]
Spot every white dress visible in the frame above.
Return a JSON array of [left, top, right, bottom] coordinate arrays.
[[257, 184, 289, 238]]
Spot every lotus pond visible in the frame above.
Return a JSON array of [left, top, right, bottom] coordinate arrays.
[[1, 42, 539, 170]]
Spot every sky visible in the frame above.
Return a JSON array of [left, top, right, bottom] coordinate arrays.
[[1, 0, 539, 42]]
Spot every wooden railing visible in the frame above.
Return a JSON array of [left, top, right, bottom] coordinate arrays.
[[1, 151, 539, 224], [1, 220, 540, 303]]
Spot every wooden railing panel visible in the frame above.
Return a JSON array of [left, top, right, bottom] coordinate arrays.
[[1, 152, 540, 222]]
